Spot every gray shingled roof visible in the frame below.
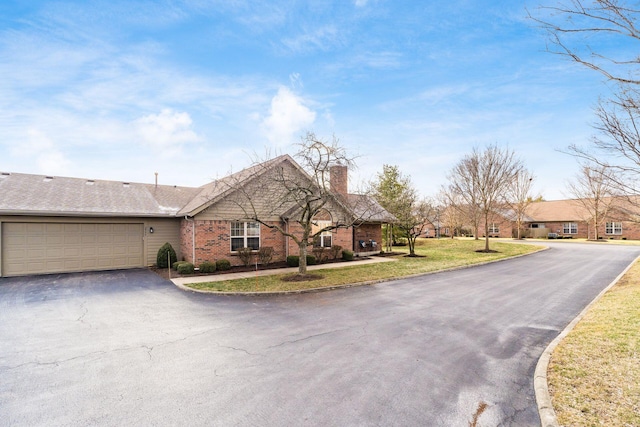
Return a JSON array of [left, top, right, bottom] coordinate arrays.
[[0, 155, 395, 224], [0, 172, 200, 217], [347, 194, 397, 223]]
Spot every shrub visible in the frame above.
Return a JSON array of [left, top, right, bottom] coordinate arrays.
[[216, 259, 231, 271], [157, 242, 177, 268], [312, 247, 326, 263], [342, 250, 354, 261], [172, 261, 186, 270], [177, 262, 195, 275], [258, 247, 274, 266], [286, 255, 316, 267], [199, 261, 216, 274], [330, 245, 342, 260], [237, 247, 253, 267]]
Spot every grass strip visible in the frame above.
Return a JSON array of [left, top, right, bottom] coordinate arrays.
[[548, 260, 640, 427], [185, 239, 541, 293]]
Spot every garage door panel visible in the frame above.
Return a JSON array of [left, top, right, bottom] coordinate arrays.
[[2, 222, 144, 277], [46, 235, 64, 245], [27, 248, 46, 259], [26, 235, 45, 246], [63, 247, 81, 257], [97, 246, 112, 256]]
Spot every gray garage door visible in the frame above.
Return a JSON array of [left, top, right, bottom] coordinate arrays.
[[1, 223, 144, 277]]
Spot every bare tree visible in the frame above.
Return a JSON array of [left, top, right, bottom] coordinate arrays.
[[529, 1, 640, 86], [507, 169, 535, 239], [530, 1, 640, 194], [438, 188, 474, 238], [446, 145, 524, 252], [394, 195, 437, 256], [225, 132, 378, 276], [567, 164, 617, 240], [442, 182, 483, 240]]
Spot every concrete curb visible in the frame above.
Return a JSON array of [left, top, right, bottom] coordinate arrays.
[[534, 254, 640, 427], [172, 245, 548, 296]]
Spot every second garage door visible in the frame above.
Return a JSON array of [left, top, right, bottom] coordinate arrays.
[[1, 222, 144, 277]]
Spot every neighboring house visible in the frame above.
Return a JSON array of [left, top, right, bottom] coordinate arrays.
[[522, 198, 640, 240], [0, 156, 393, 277], [427, 197, 640, 240], [476, 211, 515, 239]]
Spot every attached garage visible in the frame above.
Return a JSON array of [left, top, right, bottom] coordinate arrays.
[[1, 222, 144, 277], [0, 173, 197, 277]]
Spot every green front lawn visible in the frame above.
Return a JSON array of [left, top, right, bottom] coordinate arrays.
[[185, 239, 542, 293]]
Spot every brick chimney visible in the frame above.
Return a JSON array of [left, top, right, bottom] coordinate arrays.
[[329, 164, 348, 196]]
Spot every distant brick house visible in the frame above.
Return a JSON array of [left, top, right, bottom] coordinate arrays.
[[0, 156, 393, 277], [436, 197, 640, 240], [521, 198, 640, 240]]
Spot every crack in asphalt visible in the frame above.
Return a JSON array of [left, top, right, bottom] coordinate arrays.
[[216, 344, 261, 356], [76, 302, 90, 328], [267, 328, 348, 349], [2, 327, 223, 369], [1, 350, 108, 370]]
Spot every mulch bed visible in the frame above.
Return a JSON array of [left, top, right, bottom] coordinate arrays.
[[150, 256, 362, 280], [374, 252, 406, 257]]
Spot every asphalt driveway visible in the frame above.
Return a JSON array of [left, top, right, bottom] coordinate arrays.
[[1, 242, 639, 426]]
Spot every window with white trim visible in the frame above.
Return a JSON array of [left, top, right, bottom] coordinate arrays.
[[605, 222, 622, 235], [563, 223, 577, 234], [489, 223, 499, 234], [312, 220, 332, 248], [231, 221, 260, 251]]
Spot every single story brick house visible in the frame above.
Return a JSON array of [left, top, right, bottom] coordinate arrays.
[[0, 155, 393, 277], [520, 198, 640, 240], [433, 197, 640, 240]]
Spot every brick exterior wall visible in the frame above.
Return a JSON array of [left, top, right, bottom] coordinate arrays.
[[180, 219, 288, 266], [477, 216, 513, 238], [285, 222, 353, 258], [180, 218, 359, 266], [531, 220, 640, 240], [354, 223, 382, 253]]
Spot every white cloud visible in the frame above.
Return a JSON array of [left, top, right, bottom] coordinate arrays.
[[19, 129, 71, 174], [134, 109, 200, 154], [280, 25, 342, 54], [261, 87, 316, 146], [355, 0, 369, 7]]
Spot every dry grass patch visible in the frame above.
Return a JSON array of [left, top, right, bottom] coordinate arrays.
[[185, 239, 541, 293], [548, 260, 640, 427]]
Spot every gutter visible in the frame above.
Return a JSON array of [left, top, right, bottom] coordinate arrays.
[[0, 210, 178, 218]]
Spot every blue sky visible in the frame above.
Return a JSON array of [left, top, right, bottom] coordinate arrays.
[[0, 0, 617, 200]]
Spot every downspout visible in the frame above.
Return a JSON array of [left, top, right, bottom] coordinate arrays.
[[185, 216, 195, 263], [284, 217, 289, 258]]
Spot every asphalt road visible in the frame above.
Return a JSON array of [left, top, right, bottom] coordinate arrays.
[[1, 242, 639, 426]]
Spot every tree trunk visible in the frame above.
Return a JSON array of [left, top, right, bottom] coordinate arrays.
[[298, 242, 308, 275], [408, 236, 416, 256], [484, 216, 490, 251]]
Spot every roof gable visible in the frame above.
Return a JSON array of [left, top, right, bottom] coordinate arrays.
[[177, 155, 300, 217]]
